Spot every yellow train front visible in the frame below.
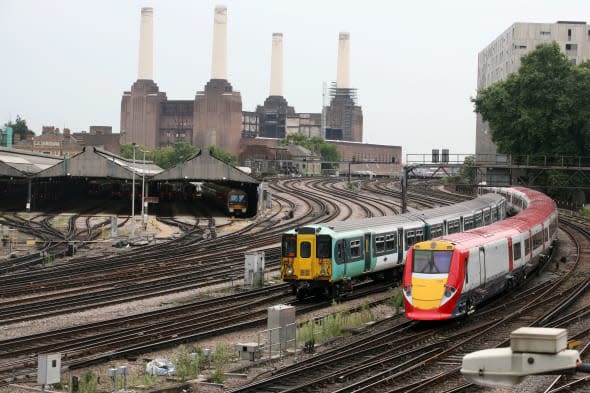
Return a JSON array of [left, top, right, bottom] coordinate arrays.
[[402, 240, 466, 320], [281, 226, 335, 299]]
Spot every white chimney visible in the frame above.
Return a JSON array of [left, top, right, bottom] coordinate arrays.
[[138, 7, 154, 80], [211, 5, 228, 80], [336, 32, 350, 88], [269, 33, 283, 96]]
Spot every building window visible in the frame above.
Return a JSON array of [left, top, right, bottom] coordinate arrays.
[[571, 58, 577, 65], [566, 43, 578, 50], [540, 31, 551, 36], [568, 29, 572, 40]]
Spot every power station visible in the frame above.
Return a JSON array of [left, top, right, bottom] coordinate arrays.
[[120, 6, 400, 171]]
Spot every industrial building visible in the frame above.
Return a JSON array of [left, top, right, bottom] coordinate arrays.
[[476, 21, 590, 160], [120, 6, 376, 162]]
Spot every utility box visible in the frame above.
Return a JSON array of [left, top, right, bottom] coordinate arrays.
[[267, 304, 295, 350], [236, 342, 261, 361], [111, 215, 118, 237], [37, 353, 61, 385], [510, 327, 567, 354], [244, 251, 265, 287]]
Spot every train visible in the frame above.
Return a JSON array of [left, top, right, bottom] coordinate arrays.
[[280, 193, 507, 299], [201, 182, 248, 216], [403, 187, 558, 320]]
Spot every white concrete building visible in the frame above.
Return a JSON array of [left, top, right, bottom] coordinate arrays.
[[476, 21, 590, 159]]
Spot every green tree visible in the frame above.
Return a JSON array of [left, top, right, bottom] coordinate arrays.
[[4, 115, 34, 140], [207, 145, 237, 166], [473, 42, 590, 199], [280, 133, 341, 166], [120, 142, 198, 169], [459, 155, 477, 185], [473, 42, 590, 157]]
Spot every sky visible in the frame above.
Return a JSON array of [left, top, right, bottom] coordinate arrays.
[[1, 0, 589, 158]]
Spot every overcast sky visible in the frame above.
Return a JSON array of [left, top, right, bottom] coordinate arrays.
[[1, 0, 589, 158]]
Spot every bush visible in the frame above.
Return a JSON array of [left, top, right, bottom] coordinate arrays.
[[79, 371, 98, 393]]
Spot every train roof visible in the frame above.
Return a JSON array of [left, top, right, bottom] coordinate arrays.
[[301, 193, 504, 234], [440, 188, 556, 249]]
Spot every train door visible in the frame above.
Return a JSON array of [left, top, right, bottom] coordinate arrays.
[[508, 237, 514, 272], [364, 233, 372, 272], [397, 227, 404, 263], [296, 233, 315, 279], [479, 247, 486, 287]]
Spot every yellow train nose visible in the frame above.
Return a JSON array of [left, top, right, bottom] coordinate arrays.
[[411, 277, 447, 310]]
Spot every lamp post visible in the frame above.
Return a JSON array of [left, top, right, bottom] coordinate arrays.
[[131, 143, 137, 238], [140, 150, 150, 228]]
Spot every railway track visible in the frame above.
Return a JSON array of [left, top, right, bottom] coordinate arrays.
[[225, 214, 590, 392]]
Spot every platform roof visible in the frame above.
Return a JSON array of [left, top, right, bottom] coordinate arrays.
[[0, 148, 62, 177], [153, 148, 259, 184], [35, 147, 163, 179]]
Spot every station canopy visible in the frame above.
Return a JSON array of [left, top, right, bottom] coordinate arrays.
[[0, 147, 62, 178], [153, 148, 259, 184], [35, 147, 163, 179]]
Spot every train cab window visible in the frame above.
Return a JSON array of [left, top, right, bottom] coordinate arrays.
[[375, 235, 385, 253], [513, 242, 521, 261], [533, 232, 543, 249], [448, 220, 460, 234], [317, 236, 332, 258], [300, 241, 311, 258], [350, 239, 362, 258], [229, 194, 246, 203], [525, 236, 531, 256], [385, 234, 396, 251], [464, 217, 474, 230], [413, 250, 453, 274], [430, 224, 443, 238], [282, 235, 296, 257]]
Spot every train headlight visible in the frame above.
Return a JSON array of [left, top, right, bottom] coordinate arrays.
[[403, 284, 412, 302], [286, 266, 293, 275], [440, 285, 457, 306]]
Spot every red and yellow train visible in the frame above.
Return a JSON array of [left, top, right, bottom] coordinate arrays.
[[403, 187, 558, 320]]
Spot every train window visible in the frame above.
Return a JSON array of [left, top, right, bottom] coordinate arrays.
[[483, 209, 491, 225], [430, 225, 443, 238], [491, 208, 498, 222], [413, 250, 453, 274], [317, 235, 332, 258], [375, 236, 385, 253], [300, 241, 311, 258], [405, 230, 414, 250], [335, 241, 345, 263], [544, 228, 549, 244], [448, 220, 460, 234], [385, 234, 396, 251], [282, 235, 296, 257], [525, 236, 531, 256], [533, 232, 543, 249], [513, 242, 521, 261], [350, 239, 362, 258], [416, 229, 424, 242], [475, 213, 483, 228], [464, 217, 474, 230], [229, 193, 246, 203]]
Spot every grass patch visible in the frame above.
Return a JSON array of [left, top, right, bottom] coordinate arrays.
[[297, 303, 376, 345]]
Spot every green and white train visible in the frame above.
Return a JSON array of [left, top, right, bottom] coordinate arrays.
[[280, 193, 507, 299]]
